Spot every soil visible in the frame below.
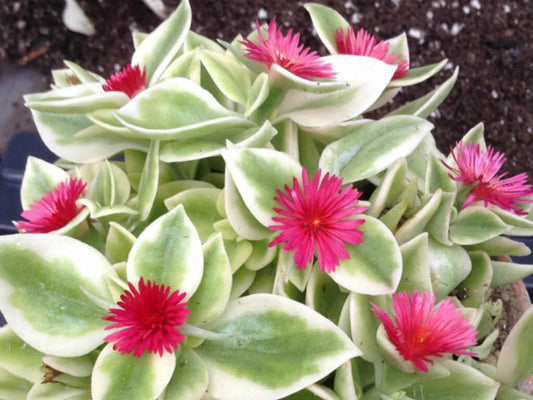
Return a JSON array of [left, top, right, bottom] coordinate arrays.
[[0, 0, 532, 177]]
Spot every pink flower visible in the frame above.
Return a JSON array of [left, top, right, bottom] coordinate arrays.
[[371, 291, 477, 373], [15, 177, 87, 233], [269, 169, 366, 273], [102, 64, 147, 98], [335, 27, 409, 79], [443, 141, 533, 214], [241, 19, 336, 81], [103, 278, 191, 357]]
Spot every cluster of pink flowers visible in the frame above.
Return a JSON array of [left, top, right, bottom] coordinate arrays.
[[241, 19, 408, 81], [335, 27, 409, 79], [102, 64, 147, 98], [443, 141, 533, 214], [14, 16, 530, 369], [268, 169, 366, 273], [372, 291, 478, 372], [15, 176, 87, 233], [103, 278, 190, 357]]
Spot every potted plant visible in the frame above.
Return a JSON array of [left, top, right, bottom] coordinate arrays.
[[1, 1, 532, 399]]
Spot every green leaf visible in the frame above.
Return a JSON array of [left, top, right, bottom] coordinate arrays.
[[283, 384, 342, 400], [91, 343, 175, 400], [0, 326, 44, 383], [131, 0, 191, 85], [319, 116, 432, 183], [380, 201, 409, 232], [161, 49, 202, 82], [244, 238, 277, 271], [304, 3, 350, 55], [268, 63, 348, 94], [404, 360, 499, 400], [0, 366, 32, 400], [28, 110, 147, 163], [459, 251, 493, 307], [388, 59, 448, 88], [164, 187, 221, 242], [449, 206, 510, 245], [42, 352, 97, 377], [184, 30, 223, 53], [113, 78, 253, 139], [497, 388, 533, 400], [137, 140, 159, 221], [127, 204, 203, 298], [196, 294, 360, 400], [222, 147, 302, 227], [386, 67, 459, 118], [246, 73, 270, 118], [104, 222, 136, 264], [306, 266, 348, 324], [27, 380, 88, 399], [465, 236, 531, 257], [367, 157, 408, 218], [425, 153, 456, 194], [490, 206, 533, 236], [20, 156, 69, 209], [491, 260, 533, 287], [26, 90, 129, 114], [349, 293, 380, 363], [425, 191, 456, 246], [333, 359, 359, 400], [82, 160, 131, 207], [64, 60, 104, 84], [427, 237, 472, 299], [278, 55, 396, 127], [159, 120, 275, 163], [398, 233, 432, 293], [223, 169, 272, 240], [187, 235, 232, 326], [200, 49, 251, 104], [229, 265, 256, 299], [0, 234, 115, 356], [163, 348, 209, 400], [331, 215, 402, 295], [395, 190, 443, 245]]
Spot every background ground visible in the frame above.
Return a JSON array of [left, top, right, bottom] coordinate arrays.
[[0, 0, 531, 176]]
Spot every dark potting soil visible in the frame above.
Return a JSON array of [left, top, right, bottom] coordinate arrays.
[[0, 0, 531, 176]]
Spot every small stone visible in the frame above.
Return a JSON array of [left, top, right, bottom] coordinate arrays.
[[257, 7, 268, 19], [470, 0, 481, 9], [344, 1, 355, 9], [491, 90, 499, 99], [408, 28, 423, 39], [16, 20, 26, 29], [450, 23, 464, 35], [350, 12, 362, 24], [463, 5, 470, 14]]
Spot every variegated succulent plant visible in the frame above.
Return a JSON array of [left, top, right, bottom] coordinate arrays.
[[1, 1, 533, 399]]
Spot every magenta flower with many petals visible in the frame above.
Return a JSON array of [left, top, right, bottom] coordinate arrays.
[[241, 19, 336, 81], [15, 176, 87, 233], [103, 278, 191, 357], [335, 27, 409, 79], [443, 141, 533, 214], [371, 291, 477, 372], [103, 64, 147, 98], [268, 169, 366, 273]]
